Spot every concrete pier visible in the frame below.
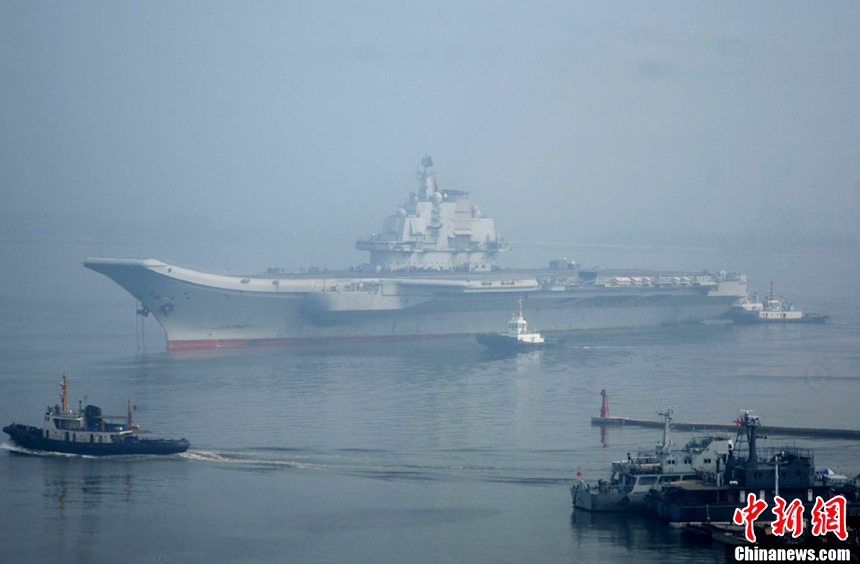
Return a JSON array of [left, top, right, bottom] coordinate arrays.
[[591, 416, 860, 440]]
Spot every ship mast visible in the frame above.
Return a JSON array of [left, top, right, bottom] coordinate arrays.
[[417, 155, 434, 200], [60, 374, 69, 413], [656, 407, 674, 454]]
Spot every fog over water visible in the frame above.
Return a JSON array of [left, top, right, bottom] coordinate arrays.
[[2, 5, 860, 564], [1, 2, 859, 301]]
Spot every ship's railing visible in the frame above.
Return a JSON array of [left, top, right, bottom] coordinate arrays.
[[625, 464, 663, 475], [356, 237, 506, 255], [592, 482, 632, 495], [682, 434, 731, 453], [595, 275, 707, 287], [613, 455, 663, 475], [753, 446, 814, 464]]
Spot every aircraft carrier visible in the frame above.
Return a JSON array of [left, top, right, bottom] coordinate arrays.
[[84, 157, 748, 350]]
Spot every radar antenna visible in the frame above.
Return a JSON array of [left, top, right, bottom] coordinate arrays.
[[417, 155, 435, 199]]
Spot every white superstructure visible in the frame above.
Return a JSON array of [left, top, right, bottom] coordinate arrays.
[[355, 156, 509, 271], [506, 298, 545, 344]]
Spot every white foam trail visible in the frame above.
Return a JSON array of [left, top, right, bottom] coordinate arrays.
[[179, 450, 231, 462], [1, 441, 78, 457], [179, 450, 298, 468]]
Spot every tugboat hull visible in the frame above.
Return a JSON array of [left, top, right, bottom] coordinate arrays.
[[3, 424, 190, 456], [727, 309, 829, 325], [475, 333, 548, 352]]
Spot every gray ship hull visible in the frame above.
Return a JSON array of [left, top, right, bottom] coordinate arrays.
[[571, 482, 649, 512], [84, 258, 747, 350]]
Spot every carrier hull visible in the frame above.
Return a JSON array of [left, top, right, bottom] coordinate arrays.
[[84, 258, 747, 350]]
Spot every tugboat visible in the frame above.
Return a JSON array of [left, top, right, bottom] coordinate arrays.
[[3, 375, 190, 456], [728, 281, 828, 324], [571, 408, 734, 512], [476, 297, 550, 351]]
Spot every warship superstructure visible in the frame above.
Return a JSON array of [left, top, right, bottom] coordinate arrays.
[[84, 157, 748, 350]]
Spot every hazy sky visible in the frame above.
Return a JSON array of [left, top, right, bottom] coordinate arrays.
[[2, 1, 859, 270]]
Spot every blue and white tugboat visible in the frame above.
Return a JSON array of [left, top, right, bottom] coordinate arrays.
[[728, 281, 828, 324], [3, 375, 190, 456], [476, 297, 549, 351]]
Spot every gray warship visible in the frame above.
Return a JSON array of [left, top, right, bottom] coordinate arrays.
[[571, 409, 733, 512], [85, 157, 748, 350]]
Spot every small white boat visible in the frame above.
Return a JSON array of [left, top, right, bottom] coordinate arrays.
[[476, 297, 549, 352]]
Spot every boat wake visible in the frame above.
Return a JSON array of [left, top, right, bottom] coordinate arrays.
[[180, 449, 299, 468], [178, 448, 570, 485], [2, 441, 79, 458], [4, 440, 570, 485], [179, 450, 232, 462]]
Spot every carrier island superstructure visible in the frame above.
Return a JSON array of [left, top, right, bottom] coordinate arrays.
[[84, 157, 748, 350]]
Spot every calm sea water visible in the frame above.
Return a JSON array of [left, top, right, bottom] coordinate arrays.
[[0, 247, 858, 564]]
